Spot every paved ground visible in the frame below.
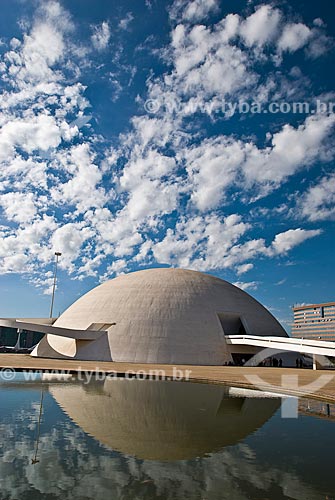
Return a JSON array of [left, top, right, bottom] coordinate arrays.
[[1, 354, 335, 402]]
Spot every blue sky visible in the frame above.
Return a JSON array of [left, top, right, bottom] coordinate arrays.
[[0, 0, 334, 331]]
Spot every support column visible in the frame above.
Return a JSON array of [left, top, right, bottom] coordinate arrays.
[[14, 328, 22, 351], [313, 354, 323, 370]]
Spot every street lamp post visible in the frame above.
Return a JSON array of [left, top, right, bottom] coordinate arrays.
[[49, 252, 62, 319]]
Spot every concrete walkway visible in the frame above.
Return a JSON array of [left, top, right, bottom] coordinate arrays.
[[0, 354, 335, 402]]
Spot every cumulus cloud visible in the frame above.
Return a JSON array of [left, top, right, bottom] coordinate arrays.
[[169, 0, 219, 23], [0, 0, 332, 290], [145, 215, 322, 273], [0, 1, 101, 280], [1, 2, 73, 88], [278, 23, 312, 53], [243, 113, 335, 190], [91, 22, 111, 51], [147, 3, 332, 128], [50, 144, 107, 214], [176, 113, 335, 211], [233, 281, 258, 291], [297, 174, 335, 221], [51, 223, 94, 270], [0, 114, 62, 161], [240, 5, 281, 47], [164, 22, 257, 103], [184, 137, 245, 211], [270, 229, 322, 255], [0, 192, 37, 224], [308, 32, 333, 58], [236, 263, 254, 276], [0, 216, 58, 275], [119, 13, 134, 31]]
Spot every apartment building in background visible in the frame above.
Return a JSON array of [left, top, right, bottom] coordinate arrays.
[[292, 302, 335, 341]]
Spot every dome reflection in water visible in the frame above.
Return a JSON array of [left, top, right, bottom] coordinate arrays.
[[49, 378, 280, 461], [1, 375, 335, 499]]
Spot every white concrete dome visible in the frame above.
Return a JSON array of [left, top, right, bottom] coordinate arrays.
[[33, 268, 286, 364]]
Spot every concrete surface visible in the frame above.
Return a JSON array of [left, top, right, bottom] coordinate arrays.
[[1, 354, 335, 402]]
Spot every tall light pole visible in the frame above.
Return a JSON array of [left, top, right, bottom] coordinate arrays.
[[49, 252, 62, 318]]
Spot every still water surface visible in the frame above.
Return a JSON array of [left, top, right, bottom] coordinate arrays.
[[0, 374, 334, 500]]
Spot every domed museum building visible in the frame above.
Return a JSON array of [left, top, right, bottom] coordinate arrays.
[[31, 268, 287, 364]]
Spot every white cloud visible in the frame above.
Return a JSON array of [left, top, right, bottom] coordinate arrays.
[[84, 208, 143, 265], [0, 0, 332, 291], [0, 114, 62, 161], [298, 174, 335, 221], [308, 32, 333, 58], [2, 2, 73, 88], [1, 253, 31, 274], [147, 216, 322, 273], [23, 22, 65, 66], [116, 141, 181, 222], [170, 0, 219, 23], [124, 179, 180, 221], [50, 144, 107, 214], [0, 157, 48, 191], [119, 149, 177, 190], [0, 1, 101, 284], [166, 23, 257, 98], [233, 281, 258, 291], [91, 22, 111, 51], [236, 263, 254, 275], [270, 228, 322, 255], [150, 214, 250, 270], [184, 137, 245, 211], [151, 218, 202, 269], [148, 4, 332, 131], [119, 13, 134, 31], [179, 114, 335, 211], [278, 23, 312, 53], [243, 113, 335, 189], [51, 222, 93, 270], [102, 259, 128, 280], [0, 192, 37, 224], [240, 5, 281, 47], [40, 0, 74, 33], [0, 215, 58, 274]]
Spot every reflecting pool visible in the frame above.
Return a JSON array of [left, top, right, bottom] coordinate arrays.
[[0, 374, 334, 499]]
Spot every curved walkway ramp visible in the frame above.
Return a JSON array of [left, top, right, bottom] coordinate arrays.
[[0, 318, 106, 341], [226, 335, 335, 369]]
